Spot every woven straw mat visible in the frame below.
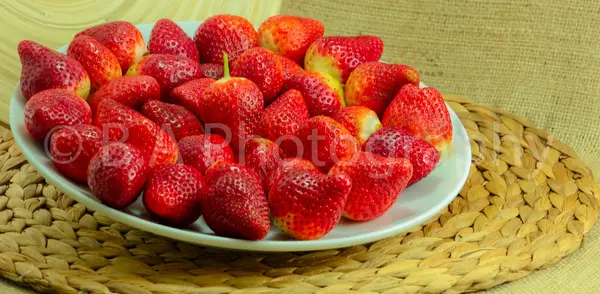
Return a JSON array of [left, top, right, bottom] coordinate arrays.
[[0, 94, 597, 294]]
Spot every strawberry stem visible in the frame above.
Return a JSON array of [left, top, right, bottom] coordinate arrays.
[[223, 53, 230, 79]]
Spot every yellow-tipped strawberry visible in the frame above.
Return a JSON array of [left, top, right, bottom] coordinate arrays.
[[76, 21, 146, 73], [304, 36, 383, 84], [67, 35, 122, 92], [258, 15, 324, 65], [345, 62, 420, 117], [383, 84, 453, 151], [332, 106, 382, 145], [18, 40, 90, 100], [282, 71, 344, 117], [198, 54, 264, 149]]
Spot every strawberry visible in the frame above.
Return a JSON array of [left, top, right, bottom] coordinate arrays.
[[282, 71, 344, 116], [76, 21, 146, 72], [18, 40, 90, 100], [143, 164, 205, 227], [230, 47, 284, 103], [88, 143, 148, 209], [202, 162, 270, 240], [141, 100, 204, 141], [265, 158, 316, 192], [382, 84, 453, 151], [93, 99, 178, 169], [269, 169, 351, 240], [329, 152, 412, 221], [199, 63, 224, 79], [258, 15, 324, 65], [177, 134, 234, 174], [67, 35, 122, 91], [88, 75, 161, 113], [169, 78, 215, 118], [278, 55, 303, 83], [193, 14, 258, 64], [24, 89, 92, 142], [364, 126, 440, 186], [304, 36, 383, 83], [345, 62, 420, 117], [259, 89, 309, 157], [297, 116, 360, 172], [331, 106, 382, 145], [198, 54, 263, 149], [127, 54, 202, 98], [241, 138, 285, 190], [148, 19, 200, 61], [49, 124, 102, 183], [204, 160, 256, 185]]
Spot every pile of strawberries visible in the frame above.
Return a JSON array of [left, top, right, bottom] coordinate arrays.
[[19, 15, 453, 240]]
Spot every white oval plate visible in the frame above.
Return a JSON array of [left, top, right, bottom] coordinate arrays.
[[10, 21, 471, 252]]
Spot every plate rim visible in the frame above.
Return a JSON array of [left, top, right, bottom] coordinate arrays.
[[8, 21, 472, 252]]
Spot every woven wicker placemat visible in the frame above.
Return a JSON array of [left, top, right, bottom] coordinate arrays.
[[0, 95, 597, 294]]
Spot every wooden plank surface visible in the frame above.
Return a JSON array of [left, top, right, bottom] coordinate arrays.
[[0, 0, 282, 127]]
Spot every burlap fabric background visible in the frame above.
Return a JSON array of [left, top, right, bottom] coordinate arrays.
[[1, 0, 599, 293]]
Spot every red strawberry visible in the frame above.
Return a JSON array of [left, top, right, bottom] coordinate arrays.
[[231, 47, 284, 103], [141, 100, 204, 141], [304, 36, 383, 83], [202, 162, 270, 240], [265, 158, 316, 192], [93, 99, 178, 169], [76, 21, 146, 72], [49, 124, 102, 183], [259, 89, 309, 157], [345, 62, 420, 117], [88, 75, 161, 113], [241, 138, 285, 190], [283, 71, 344, 116], [278, 56, 303, 83], [329, 152, 412, 221], [126, 54, 202, 98], [24, 89, 92, 142], [331, 106, 382, 145], [199, 63, 224, 79], [258, 15, 324, 65], [148, 19, 200, 61], [204, 160, 257, 185], [193, 14, 258, 64], [88, 143, 147, 209], [18, 40, 90, 100], [143, 164, 205, 227], [169, 78, 215, 117], [177, 134, 234, 174], [364, 126, 440, 185], [297, 116, 360, 172], [67, 35, 122, 91], [269, 169, 351, 240], [199, 54, 263, 149], [383, 84, 453, 151]]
